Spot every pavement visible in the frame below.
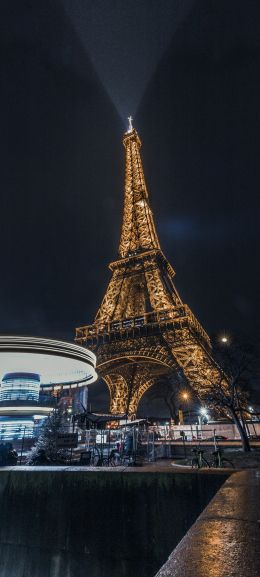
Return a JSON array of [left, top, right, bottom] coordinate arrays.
[[155, 469, 260, 577], [0, 460, 229, 474], [2, 450, 260, 473]]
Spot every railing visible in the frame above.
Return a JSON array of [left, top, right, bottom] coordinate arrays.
[[1, 422, 259, 467], [76, 304, 211, 348]]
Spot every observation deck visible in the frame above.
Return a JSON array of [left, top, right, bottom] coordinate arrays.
[[76, 303, 211, 351]]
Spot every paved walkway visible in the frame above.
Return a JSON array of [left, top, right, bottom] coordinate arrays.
[[1, 460, 229, 474], [155, 470, 260, 577]]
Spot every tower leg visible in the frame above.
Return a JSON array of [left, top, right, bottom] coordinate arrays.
[[103, 374, 129, 415], [103, 368, 155, 419], [164, 331, 224, 398]]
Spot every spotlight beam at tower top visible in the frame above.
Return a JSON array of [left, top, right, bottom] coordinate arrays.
[[62, 0, 194, 118]]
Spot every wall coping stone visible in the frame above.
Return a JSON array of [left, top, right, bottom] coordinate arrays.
[[155, 470, 260, 577]]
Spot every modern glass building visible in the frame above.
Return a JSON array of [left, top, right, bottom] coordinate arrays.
[[0, 372, 47, 441], [0, 372, 40, 403], [0, 418, 34, 440], [0, 336, 97, 442]]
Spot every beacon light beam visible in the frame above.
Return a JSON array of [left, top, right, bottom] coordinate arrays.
[[62, 0, 195, 118]]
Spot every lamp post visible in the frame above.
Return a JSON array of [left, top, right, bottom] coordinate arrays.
[[181, 392, 191, 423], [200, 407, 209, 423], [219, 333, 230, 345]]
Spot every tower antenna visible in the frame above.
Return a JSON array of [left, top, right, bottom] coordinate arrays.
[[127, 116, 133, 132]]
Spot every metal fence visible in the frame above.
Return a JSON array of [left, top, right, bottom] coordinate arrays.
[[0, 420, 259, 467]]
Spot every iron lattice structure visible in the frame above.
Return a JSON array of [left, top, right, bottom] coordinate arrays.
[[76, 125, 224, 417]]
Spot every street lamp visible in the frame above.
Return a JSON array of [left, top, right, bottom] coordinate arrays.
[[200, 407, 209, 423], [181, 392, 191, 423], [219, 333, 231, 345]]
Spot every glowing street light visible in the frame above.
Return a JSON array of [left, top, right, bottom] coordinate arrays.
[[181, 391, 191, 422], [200, 407, 209, 422], [200, 407, 207, 415], [219, 332, 231, 345]]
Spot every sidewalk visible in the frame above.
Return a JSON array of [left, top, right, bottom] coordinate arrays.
[[155, 470, 260, 577]]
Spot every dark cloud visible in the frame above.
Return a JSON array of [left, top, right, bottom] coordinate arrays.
[[159, 215, 243, 243]]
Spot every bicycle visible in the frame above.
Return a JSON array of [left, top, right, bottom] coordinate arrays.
[[211, 448, 234, 468], [191, 448, 211, 469], [106, 448, 122, 466], [90, 446, 125, 467], [90, 446, 102, 466]]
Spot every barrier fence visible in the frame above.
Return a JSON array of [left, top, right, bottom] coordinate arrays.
[[0, 420, 259, 467]]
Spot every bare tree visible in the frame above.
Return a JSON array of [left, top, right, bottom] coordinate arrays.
[[205, 342, 258, 452], [148, 372, 186, 423]]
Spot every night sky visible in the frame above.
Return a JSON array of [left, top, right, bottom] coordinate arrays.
[[1, 1, 259, 408]]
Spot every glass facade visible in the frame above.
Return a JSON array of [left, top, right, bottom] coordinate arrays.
[[0, 372, 40, 403], [0, 418, 34, 440]]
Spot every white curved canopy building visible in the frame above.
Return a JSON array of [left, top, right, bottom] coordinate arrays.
[[0, 336, 97, 440]]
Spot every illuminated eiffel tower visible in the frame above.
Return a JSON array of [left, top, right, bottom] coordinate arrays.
[[76, 119, 223, 417]]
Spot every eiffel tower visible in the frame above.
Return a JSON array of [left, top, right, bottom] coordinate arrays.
[[75, 119, 223, 417]]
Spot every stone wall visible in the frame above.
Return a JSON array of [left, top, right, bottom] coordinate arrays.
[[155, 471, 260, 577], [0, 468, 226, 577]]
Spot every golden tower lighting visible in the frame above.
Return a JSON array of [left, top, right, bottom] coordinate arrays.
[[76, 120, 226, 417]]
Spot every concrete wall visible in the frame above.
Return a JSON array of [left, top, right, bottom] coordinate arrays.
[[0, 468, 226, 577], [155, 470, 260, 577]]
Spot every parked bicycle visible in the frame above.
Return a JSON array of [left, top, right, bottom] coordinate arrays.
[[211, 448, 234, 468], [191, 447, 234, 469], [191, 448, 210, 469], [89, 446, 129, 467]]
